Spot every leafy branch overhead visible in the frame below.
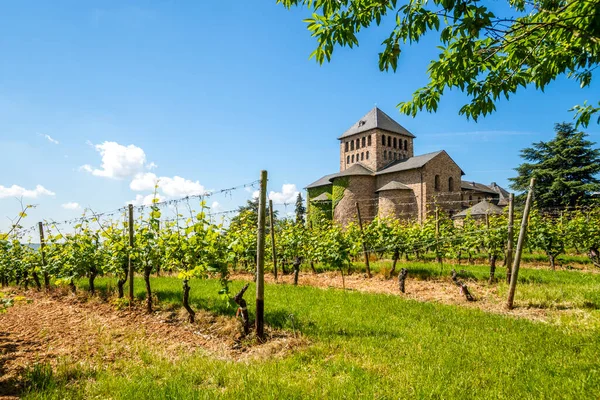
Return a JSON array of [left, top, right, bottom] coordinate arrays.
[[278, 0, 600, 125]]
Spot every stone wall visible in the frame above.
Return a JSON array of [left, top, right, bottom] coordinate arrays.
[[378, 190, 418, 220], [333, 175, 377, 227], [339, 129, 415, 172], [376, 169, 424, 222], [421, 152, 463, 218]]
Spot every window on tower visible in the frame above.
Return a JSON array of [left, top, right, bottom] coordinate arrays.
[[367, 135, 371, 146], [448, 177, 454, 192], [384, 151, 387, 160], [434, 175, 440, 191], [361, 152, 364, 161], [366, 151, 369, 159], [352, 154, 354, 163], [345, 142, 348, 152], [387, 136, 391, 147], [362, 137, 366, 147], [393, 137, 397, 149], [382, 135, 386, 146], [351, 141, 354, 151], [356, 139, 360, 149], [404, 140, 408, 151]]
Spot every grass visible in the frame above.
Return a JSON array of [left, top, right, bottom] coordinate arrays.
[[22, 263, 600, 399]]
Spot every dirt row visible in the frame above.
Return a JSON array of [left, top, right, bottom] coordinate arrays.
[[0, 290, 305, 399], [230, 270, 574, 322]]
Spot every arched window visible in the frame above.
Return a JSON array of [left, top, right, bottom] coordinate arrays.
[[434, 175, 440, 191], [362, 137, 366, 147], [393, 137, 397, 149], [387, 136, 391, 147], [448, 177, 454, 192], [382, 135, 386, 146], [384, 151, 387, 160], [347, 155, 350, 164], [404, 140, 408, 151], [366, 151, 369, 159], [350, 141, 354, 151], [367, 135, 371, 146], [345, 142, 349, 152], [361, 152, 364, 161], [351, 154, 355, 163], [356, 138, 360, 149]]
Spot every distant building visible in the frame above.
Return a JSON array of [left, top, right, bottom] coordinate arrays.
[[306, 107, 509, 225]]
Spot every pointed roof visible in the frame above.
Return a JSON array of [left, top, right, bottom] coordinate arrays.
[[376, 181, 412, 192], [310, 192, 331, 202], [338, 107, 415, 139], [461, 181, 498, 195], [331, 163, 374, 180], [305, 173, 338, 189], [453, 200, 504, 218], [489, 182, 511, 206]]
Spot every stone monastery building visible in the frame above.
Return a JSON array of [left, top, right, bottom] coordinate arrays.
[[306, 107, 506, 226]]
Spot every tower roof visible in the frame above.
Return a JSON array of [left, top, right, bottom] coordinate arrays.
[[453, 200, 504, 218], [338, 107, 415, 140]]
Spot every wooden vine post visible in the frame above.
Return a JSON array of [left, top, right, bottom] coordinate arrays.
[[435, 207, 442, 264], [505, 193, 515, 284], [355, 202, 372, 278], [128, 204, 135, 303], [269, 199, 277, 281], [38, 222, 50, 289], [507, 178, 535, 309], [255, 170, 267, 340]]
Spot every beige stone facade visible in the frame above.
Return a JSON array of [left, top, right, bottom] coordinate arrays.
[[307, 107, 503, 226]]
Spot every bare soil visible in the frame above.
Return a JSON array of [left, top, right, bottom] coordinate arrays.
[[0, 289, 306, 399], [231, 270, 579, 323]]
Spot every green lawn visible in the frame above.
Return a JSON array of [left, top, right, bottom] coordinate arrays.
[[23, 266, 600, 399]]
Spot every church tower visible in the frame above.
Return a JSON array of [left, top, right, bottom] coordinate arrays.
[[338, 107, 415, 172]]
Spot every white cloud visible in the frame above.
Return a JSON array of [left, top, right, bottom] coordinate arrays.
[[130, 172, 158, 191], [81, 141, 149, 179], [0, 184, 55, 199], [130, 173, 206, 198], [128, 193, 164, 206], [61, 202, 81, 210], [39, 133, 59, 144], [252, 190, 259, 199], [160, 176, 206, 197], [211, 201, 222, 212], [268, 183, 299, 205]]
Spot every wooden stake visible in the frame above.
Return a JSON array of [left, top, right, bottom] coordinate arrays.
[[38, 222, 49, 289], [256, 170, 267, 340], [269, 199, 277, 281], [355, 202, 372, 278], [435, 207, 442, 264], [507, 179, 535, 309], [506, 193, 515, 285], [128, 204, 135, 303]]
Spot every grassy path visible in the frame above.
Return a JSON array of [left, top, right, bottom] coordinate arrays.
[[20, 273, 600, 399]]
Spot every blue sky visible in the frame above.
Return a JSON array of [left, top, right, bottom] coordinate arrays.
[[1, 1, 598, 233]]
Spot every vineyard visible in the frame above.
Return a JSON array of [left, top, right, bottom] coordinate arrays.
[[2, 176, 600, 398]]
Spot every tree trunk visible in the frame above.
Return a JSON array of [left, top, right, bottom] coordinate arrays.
[[144, 266, 152, 314], [549, 254, 556, 271], [398, 268, 408, 293], [310, 261, 317, 274], [488, 255, 497, 284], [390, 249, 399, 278], [31, 270, 42, 290], [117, 277, 126, 298], [88, 269, 97, 295], [293, 257, 301, 286], [233, 283, 250, 335], [182, 279, 195, 323], [451, 269, 474, 301], [23, 270, 29, 290], [69, 278, 76, 293]]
